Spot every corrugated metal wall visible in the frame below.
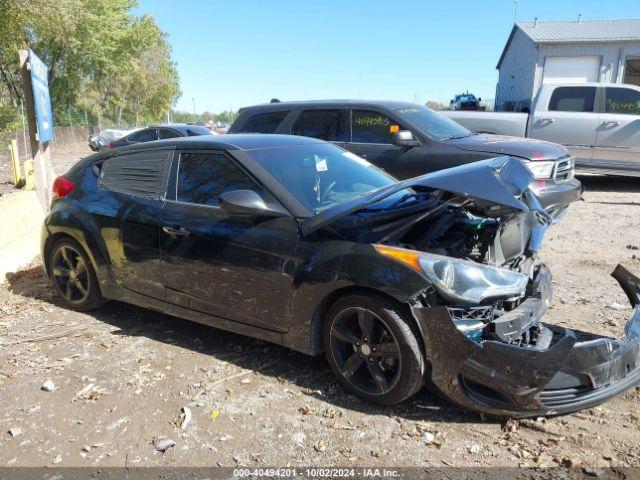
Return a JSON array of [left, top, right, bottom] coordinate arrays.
[[497, 31, 640, 111], [495, 29, 537, 112]]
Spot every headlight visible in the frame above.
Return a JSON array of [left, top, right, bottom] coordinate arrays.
[[374, 245, 528, 305], [526, 160, 555, 179]]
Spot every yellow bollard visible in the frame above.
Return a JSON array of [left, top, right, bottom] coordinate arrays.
[[23, 158, 36, 190], [10, 139, 25, 188]]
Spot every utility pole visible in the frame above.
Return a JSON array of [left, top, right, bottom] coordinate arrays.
[[192, 97, 196, 122]]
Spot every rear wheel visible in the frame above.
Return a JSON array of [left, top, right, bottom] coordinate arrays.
[[324, 293, 425, 405], [49, 238, 104, 311]]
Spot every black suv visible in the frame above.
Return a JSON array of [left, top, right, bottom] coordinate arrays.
[[229, 100, 581, 216]]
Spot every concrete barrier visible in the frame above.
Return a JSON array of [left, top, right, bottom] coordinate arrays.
[[0, 191, 45, 282]]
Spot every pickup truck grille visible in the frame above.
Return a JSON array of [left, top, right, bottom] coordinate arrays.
[[553, 156, 575, 182]]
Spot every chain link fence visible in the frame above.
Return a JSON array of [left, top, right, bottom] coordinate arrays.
[[0, 125, 98, 193]]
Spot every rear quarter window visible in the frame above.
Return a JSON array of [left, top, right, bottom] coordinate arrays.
[[98, 150, 172, 200], [548, 87, 596, 112], [235, 111, 289, 133]]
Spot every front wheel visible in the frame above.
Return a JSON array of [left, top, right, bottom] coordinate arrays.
[[48, 237, 105, 311], [323, 293, 425, 405]]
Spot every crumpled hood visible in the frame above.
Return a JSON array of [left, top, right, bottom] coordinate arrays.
[[449, 133, 568, 161], [300, 156, 538, 236]]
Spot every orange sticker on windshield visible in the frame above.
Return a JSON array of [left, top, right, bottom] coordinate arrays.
[[390, 125, 399, 133]]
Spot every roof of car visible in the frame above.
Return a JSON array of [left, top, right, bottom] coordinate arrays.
[[238, 99, 421, 112], [147, 123, 211, 134], [106, 134, 326, 155]]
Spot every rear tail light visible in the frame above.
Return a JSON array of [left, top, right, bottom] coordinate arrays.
[[108, 143, 114, 150], [52, 176, 74, 199]]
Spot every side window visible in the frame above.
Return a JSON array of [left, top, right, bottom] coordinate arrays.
[[548, 87, 596, 112], [177, 152, 261, 207], [159, 128, 181, 139], [99, 150, 171, 200], [604, 88, 640, 115], [128, 128, 158, 142], [291, 110, 347, 141], [236, 111, 289, 133], [351, 110, 401, 144]]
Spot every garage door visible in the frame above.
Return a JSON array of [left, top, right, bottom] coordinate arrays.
[[542, 56, 601, 84]]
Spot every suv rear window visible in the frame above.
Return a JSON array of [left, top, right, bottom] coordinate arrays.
[[236, 111, 289, 133], [549, 87, 596, 112], [291, 110, 347, 141], [99, 150, 172, 200]]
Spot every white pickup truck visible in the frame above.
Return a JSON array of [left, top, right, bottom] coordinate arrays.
[[443, 83, 640, 177]]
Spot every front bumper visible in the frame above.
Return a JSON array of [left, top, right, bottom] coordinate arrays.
[[531, 178, 582, 218], [413, 264, 640, 417]]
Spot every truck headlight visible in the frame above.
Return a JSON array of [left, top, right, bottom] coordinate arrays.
[[374, 245, 528, 305], [526, 160, 555, 179]]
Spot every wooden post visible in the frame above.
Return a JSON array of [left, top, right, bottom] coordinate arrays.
[[19, 50, 55, 210]]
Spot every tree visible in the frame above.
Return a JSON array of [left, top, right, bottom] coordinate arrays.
[[0, 0, 180, 129]]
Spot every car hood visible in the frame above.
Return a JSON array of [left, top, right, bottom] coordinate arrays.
[[449, 133, 568, 161], [300, 156, 537, 236]]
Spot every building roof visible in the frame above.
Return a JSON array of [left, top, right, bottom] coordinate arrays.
[[497, 18, 640, 69]]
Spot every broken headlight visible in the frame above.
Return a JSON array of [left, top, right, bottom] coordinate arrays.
[[418, 253, 528, 304], [374, 245, 530, 305]]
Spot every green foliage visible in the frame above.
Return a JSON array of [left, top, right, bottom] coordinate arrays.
[[171, 110, 238, 125], [0, 0, 180, 129]]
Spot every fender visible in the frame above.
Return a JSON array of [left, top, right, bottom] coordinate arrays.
[[284, 240, 429, 355]]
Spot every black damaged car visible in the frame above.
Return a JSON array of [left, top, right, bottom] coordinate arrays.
[[41, 134, 640, 417]]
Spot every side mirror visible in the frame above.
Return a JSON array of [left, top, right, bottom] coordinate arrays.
[[219, 190, 286, 217], [392, 130, 421, 148], [478, 97, 482, 102]]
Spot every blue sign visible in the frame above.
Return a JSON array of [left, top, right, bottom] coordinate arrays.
[[28, 49, 54, 143]]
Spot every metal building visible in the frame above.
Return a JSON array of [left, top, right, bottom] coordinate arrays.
[[495, 19, 640, 111]]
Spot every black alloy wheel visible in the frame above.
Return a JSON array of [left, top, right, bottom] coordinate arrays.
[[324, 294, 425, 405], [49, 238, 104, 311], [329, 306, 401, 395]]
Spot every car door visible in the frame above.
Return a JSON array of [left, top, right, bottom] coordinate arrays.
[[88, 148, 172, 299], [288, 108, 349, 149], [160, 150, 298, 332], [529, 86, 599, 168], [592, 86, 640, 173], [344, 109, 426, 179]]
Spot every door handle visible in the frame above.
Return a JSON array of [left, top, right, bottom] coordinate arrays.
[[600, 121, 621, 127], [162, 225, 190, 237], [537, 118, 555, 124]]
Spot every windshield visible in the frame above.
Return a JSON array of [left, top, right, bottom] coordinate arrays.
[[394, 105, 471, 141], [247, 144, 396, 213]]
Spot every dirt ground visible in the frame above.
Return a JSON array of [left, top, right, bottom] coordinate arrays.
[[0, 144, 639, 469]]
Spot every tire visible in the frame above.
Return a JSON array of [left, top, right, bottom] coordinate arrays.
[[323, 293, 425, 405], [48, 237, 105, 311]]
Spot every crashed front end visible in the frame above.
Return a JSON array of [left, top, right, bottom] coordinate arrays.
[[413, 264, 640, 417], [327, 156, 639, 416]]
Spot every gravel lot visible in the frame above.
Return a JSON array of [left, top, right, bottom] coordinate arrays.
[[0, 144, 639, 469]]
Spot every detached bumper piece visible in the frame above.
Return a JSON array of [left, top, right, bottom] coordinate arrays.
[[413, 264, 640, 417]]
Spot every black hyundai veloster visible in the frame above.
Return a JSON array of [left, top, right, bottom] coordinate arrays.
[[42, 134, 640, 416]]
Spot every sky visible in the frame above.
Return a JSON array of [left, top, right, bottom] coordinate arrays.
[[136, 0, 640, 113]]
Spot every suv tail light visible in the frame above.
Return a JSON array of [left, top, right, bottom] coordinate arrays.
[[108, 143, 114, 150], [52, 176, 74, 199]]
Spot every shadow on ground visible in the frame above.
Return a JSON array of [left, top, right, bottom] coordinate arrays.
[[577, 174, 640, 194], [5, 266, 483, 425]]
